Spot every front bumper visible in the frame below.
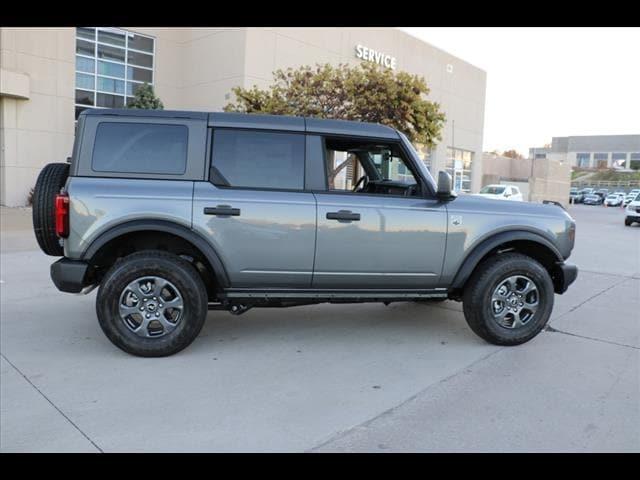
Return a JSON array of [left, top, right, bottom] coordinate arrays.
[[552, 262, 578, 294], [50, 258, 92, 293]]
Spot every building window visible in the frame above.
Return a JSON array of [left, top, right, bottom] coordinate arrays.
[[75, 27, 155, 119], [630, 153, 640, 170], [612, 153, 627, 168], [576, 153, 590, 168], [593, 153, 608, 169], [446, 147, 474, 193]]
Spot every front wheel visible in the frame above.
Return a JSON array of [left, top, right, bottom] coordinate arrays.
[[96, 250, 208, 357], [462, 253, 554, 346]]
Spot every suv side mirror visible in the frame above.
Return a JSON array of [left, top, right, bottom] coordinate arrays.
[[436, 171, 456, 200]]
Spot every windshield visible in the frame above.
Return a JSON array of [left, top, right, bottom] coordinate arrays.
[[606, 195, 617, 199], [397, 131, 436, 191], [480, 186, 505, 195]]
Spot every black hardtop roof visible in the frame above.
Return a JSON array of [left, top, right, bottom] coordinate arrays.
[[80, 109, 399, 139]]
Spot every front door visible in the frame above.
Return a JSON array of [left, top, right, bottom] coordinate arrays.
[[311, 137, 447, 289]]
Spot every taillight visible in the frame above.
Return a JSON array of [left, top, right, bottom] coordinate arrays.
[[55, 193, 69, 238]]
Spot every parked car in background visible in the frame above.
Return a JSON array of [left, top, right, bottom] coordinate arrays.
[[604, 193, 625, 207], [624, 192, 640, 226], [624, 190, 640, 206], [569, 187, 580, 204], [574, 188, 593, 204], [583, 194, 604, 205], [594, 189, 609, 200], [477, 184, 524, 201]]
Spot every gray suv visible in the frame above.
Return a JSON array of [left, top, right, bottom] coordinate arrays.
[[32, 109, 577, 357]]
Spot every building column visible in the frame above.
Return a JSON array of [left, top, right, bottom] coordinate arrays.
[[626, 153, 631, 169], [471, 150, 483, 193]]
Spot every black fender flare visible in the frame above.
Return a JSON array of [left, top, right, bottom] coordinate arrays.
[[451, 230, 563, 290], [81, 220, 230, 288]]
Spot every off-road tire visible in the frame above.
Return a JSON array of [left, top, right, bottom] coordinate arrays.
[[462, 252, 554, 346], [96, 250, 208, 357], [32, 163, 69, 256]]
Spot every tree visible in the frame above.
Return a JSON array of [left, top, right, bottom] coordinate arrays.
[[503, 149, 524, 159], [127, 83, 164, 110], [224, 63, 445, 148]]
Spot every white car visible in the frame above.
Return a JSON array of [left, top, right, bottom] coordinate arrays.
[[604, 193, 625, 207], [477, 184, 524, 201], [624, 193, 638, 206], [624, 192, 640, 226]]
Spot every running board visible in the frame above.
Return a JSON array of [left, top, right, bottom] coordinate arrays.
[[220, 288, 448, 301]]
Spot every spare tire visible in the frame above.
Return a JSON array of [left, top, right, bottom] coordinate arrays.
[[32, 163, 69, 256]]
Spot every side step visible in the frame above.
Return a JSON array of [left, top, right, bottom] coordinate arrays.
[[219, 288, 448, 301]]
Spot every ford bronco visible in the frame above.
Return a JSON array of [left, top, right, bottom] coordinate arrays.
[[32, 109, 578, 356]]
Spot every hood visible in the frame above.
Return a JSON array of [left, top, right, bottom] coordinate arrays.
[[450, 193, 571, 219]]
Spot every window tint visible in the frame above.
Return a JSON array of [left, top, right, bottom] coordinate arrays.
[[92, 122, 188, 175], [211, 129, 304, 190]]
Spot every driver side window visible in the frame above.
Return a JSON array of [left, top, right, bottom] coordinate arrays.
[[324, 137, 418, 195]]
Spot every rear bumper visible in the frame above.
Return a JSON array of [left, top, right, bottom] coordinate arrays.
[[50, 258, 92, 293], [553, 262, 578, 294]]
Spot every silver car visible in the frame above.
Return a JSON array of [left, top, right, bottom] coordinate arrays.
[[31, 109, 578, 356]]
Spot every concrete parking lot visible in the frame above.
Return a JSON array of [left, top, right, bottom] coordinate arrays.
[[1, 203, 638, 452]]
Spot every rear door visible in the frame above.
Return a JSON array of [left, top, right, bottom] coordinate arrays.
[[192, 127, 316, 288]]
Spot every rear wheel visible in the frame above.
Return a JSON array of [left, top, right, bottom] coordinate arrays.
[[32, 163, 69, 256], [462, 253, 554, 346], [625, 218, 632, 226], [96, 250, 208, 357]]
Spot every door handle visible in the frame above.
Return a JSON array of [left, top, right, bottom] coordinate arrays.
[[326, 210, 361, 221], [204, 205, 241, 216]]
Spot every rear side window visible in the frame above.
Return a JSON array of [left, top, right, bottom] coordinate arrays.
[[92, 122, 188, 175], [211, 129, 304, 190]]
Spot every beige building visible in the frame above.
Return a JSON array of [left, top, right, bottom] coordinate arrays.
[[529, 135, 640, 170], [482, 152, 571, 208], [1, 27, 487, 206]]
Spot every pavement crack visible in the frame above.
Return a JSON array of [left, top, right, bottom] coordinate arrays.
[[544, 326, 639, 350], [554, 276, 631, 320], [1, 353, 104, 453]]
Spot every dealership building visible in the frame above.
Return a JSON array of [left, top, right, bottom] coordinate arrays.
[[0, 27, 487, 206], [529, 135, 640, 170]]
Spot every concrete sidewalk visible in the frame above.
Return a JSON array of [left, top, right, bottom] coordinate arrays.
[[1, 205, 638, 452]]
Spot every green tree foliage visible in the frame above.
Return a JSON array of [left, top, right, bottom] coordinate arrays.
[[224, 63, 446, 148], [127, 83, 164, 110]]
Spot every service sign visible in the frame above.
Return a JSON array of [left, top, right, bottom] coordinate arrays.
[[355, 44, 397, 70]]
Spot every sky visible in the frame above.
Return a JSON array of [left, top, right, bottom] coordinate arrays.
[[399, 27, 640, 156]]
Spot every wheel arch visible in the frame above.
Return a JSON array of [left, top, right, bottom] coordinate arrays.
[[81, 220, 230, 290], [451, 230, 564, 294]]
